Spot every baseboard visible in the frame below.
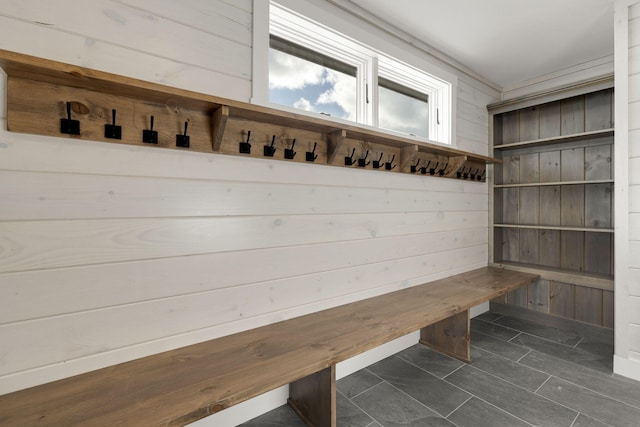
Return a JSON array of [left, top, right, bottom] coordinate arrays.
[[614, 355, 640, 382]]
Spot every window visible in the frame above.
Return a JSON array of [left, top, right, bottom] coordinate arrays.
[[259, 1, 454, 145]]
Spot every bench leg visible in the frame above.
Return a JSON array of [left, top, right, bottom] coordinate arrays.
[[420, 310, 471, 363], [288, 365, 336, 427]]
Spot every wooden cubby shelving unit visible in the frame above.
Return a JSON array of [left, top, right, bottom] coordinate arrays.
[[0, 49, 497, 179], [488, 82, 615, 327]]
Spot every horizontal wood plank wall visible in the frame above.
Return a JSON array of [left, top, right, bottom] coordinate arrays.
[[0, 0, 499, 401], [627, 4, 640, 364]]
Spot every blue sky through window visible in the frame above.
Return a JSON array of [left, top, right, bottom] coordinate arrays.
[[269, 48, 356, 120]]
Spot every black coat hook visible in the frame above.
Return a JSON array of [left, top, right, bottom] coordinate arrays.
[[345, 148, 356, 166], [373, 153, 384, 169], [421, 160, 431, 175], [239, 131, 251, 154], [411, 159, 421, 173], [438, 162, 448, 176], [285, 139, 296, 159], [306, 142, 318, 162], [479, 169, 486, 181], [385, 154, 396, 170], [60, 101, 80, 135], [143, 115, 158, 144], [264, 135, 276, 157], [429, 161, 439, 175], [358, 150, 370, 167], [457, 166, 466, 179], [176, 121, 190, 148], [105, 108, 122, 139]]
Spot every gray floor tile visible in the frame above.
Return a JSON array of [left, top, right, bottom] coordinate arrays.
[[520, 350, 640, 409], [368, 356, 471, 417], [537, 377, 640, 427], [470, 346, 549, 391], [471, 318, 520, 341], [495, 315, 584, 346], [337, 392, 374, 427], [473, 312, 504, 322], [571, 414, 612, 427], [395, 344, 464, 378], [510, 333, 613, 373], [338, 369, 384, 399], [446, 396, 531, 427], [470, 330, 531, 361], [576, 336, 615, 359], [239, 404, 306, 427], [352, 382, 455, 427], [445, 365, 577, 426]]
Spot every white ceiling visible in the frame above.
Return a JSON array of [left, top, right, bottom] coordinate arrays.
[[346, 0, 614, 90]]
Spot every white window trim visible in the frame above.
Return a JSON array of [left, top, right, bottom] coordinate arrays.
[[252, 1, 455, 146]]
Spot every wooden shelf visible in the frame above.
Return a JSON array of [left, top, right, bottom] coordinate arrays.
[[0, 49, 498, 180], [493, 224, 614, 233], [493, 128, 613, 150], [489, 262, 613, 291], [494, 179, 613, 188]]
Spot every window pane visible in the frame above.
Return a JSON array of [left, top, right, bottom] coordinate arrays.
[[378, 79, 428, 138], [269, 39, 357, 121]]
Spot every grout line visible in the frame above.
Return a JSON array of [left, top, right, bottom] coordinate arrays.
[[516, 348, 532, 362], [339, 388, 381, 427], [534, 374, 552, 394], [507, 331, 523, 342], [568, 412, 580, 427], [343, 368, 386, 400], [572, 336, 585, 348], [459, 395, 537, 427], [444, 395, 473, 418]]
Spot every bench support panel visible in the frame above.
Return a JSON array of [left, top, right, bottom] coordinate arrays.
[[288, 365, 336, 427], [420, 310, 471, 363]]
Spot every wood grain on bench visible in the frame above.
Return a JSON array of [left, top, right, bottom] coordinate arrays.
[[0, 267, 537, 427]]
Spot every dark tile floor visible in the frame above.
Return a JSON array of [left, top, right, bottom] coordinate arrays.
[[242, 311, 640, 427]]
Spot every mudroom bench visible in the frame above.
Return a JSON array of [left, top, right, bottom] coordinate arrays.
[[0, 267, 537, 427]]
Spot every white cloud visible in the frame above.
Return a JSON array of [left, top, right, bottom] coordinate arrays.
[[316, 70, 356, 121], [293, 97, 315, 112], [269, 49, 324, 90], [378, 87, 428, 137]]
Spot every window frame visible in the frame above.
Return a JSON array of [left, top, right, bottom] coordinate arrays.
[[252, 1, 455, 146]]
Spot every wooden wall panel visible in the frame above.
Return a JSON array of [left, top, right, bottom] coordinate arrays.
[[538, 230, 561, 268], [560, 97, 585, 135], [585, 89, 613, 131], [0, 228, 488, 325], [550, 281, 575, 319], [584, 233, 613, 276], [574, 287, 603, 325], [561, 185, 585, 227], [501, 110, 520, 144], [585, 183, 612, 228], [539, 101, 561, 139], [585, 144, 613, 180], [603, 290, 614, 329], [0, 246, 488, 376], [561, 148, 585, 181], [561, 231, 585, 272], [539, 151, 561, 182], [539, 186, 561, 226], [519, 107, 539, 141], [528, 279, 550, 313]]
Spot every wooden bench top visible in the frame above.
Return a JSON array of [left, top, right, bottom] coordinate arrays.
[[0, 267, 537, 426]]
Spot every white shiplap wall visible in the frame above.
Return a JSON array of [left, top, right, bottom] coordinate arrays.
[[0, 0, 499, 424], [615, 0, 640, 382]]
